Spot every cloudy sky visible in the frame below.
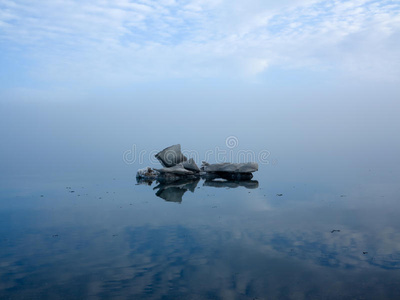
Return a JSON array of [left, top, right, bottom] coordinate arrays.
[[0, 0, 399, 100], [1, 0, 400, 177]]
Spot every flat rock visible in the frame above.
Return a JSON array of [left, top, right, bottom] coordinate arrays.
[[155, 163, 196, 176], [201, 162, 258, 173], [155, 144, 187, 168]]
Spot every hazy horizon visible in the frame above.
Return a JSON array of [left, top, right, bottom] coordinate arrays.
[[1, 1, 400, 299]]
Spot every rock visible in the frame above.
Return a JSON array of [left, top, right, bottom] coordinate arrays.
[[202, 172, 253, 181], [155, 163, 196, 176], [136, 167, 159, 179], [137, 145, 259, 192], [183, 158, 200, 173], [155, 144, 187, 168], [201, 162, 258, 173]]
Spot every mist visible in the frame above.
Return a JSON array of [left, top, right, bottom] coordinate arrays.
[[1, 1, 400, 298], [1, 79, 399, 184]]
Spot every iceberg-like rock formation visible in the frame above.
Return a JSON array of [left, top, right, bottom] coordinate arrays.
[[136, 144, 260, 201], [155, 144, 187, 168], [136, 144, 258, 182]]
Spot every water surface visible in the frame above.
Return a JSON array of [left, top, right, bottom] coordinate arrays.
[[1, 165, 400, 299]]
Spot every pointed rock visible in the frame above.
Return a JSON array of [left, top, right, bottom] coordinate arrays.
[[155, 144, 187, 167], [183, 158, 200, 173]]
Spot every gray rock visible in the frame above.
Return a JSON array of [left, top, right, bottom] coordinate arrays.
[[183, 158, 200, 173], [201, 162, 258, 173], [155, 163, 196, 176], [136, 167, 159, 179], [155, 144, 187, 168], [203, 172, 254, 181]]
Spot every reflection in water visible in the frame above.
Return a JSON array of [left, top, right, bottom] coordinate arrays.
[[154, 178, 200, 203], [204, 179, 259, 189], [138, 176, 259, 202], [1, 174, 400, 299]]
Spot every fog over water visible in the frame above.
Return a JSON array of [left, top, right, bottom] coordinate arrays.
[[1, 82, 399, 180], [1, 0, 400, 298], [1, 80, 400, 300]]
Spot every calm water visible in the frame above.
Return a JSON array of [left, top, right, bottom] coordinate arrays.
[[1, 165, 400, 300]]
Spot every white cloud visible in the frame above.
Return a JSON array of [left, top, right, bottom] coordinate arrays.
[[0, 0, 399, 86]]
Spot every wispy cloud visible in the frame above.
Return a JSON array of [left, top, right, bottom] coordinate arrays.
[[0, 0, 399, 87]]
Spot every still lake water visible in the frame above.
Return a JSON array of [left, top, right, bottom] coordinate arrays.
[[1, 165, 400, 299]]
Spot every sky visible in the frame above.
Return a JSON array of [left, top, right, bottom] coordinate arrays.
[[0, 0, 400, 177], [0, 0, 399, 96]]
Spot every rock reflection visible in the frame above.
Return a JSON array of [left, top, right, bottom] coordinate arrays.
[[137, 176, 259, 202], [153, 178, 200, 203], [204, 179, 259, 189]]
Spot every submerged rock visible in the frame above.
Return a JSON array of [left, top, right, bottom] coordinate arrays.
[[155, 144, 187, 168]]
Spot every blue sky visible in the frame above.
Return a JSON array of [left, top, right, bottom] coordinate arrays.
[[0, 0, 399, 101]]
